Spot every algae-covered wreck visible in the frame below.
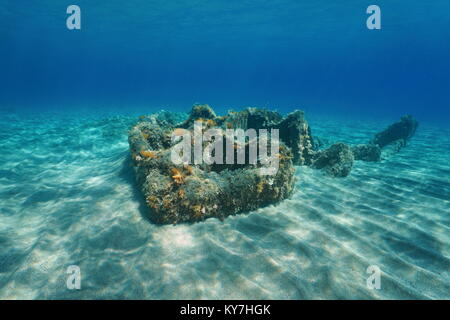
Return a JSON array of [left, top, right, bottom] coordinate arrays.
[[129, 104, 418, 224]]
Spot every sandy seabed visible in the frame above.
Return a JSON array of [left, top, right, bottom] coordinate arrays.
[[0, 110, 448, 299]]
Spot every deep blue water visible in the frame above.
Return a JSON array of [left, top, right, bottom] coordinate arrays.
[[1, 0, 450, 121], [0, 1, 449, 299]]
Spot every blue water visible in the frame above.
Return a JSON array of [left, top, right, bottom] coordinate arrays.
[[0, 1, 449, 299]]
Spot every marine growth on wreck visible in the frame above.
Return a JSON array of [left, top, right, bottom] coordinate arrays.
[[129, 104, 418, 224]]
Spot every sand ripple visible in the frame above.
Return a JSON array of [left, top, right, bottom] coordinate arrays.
[[0, 112, 448, 299]]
